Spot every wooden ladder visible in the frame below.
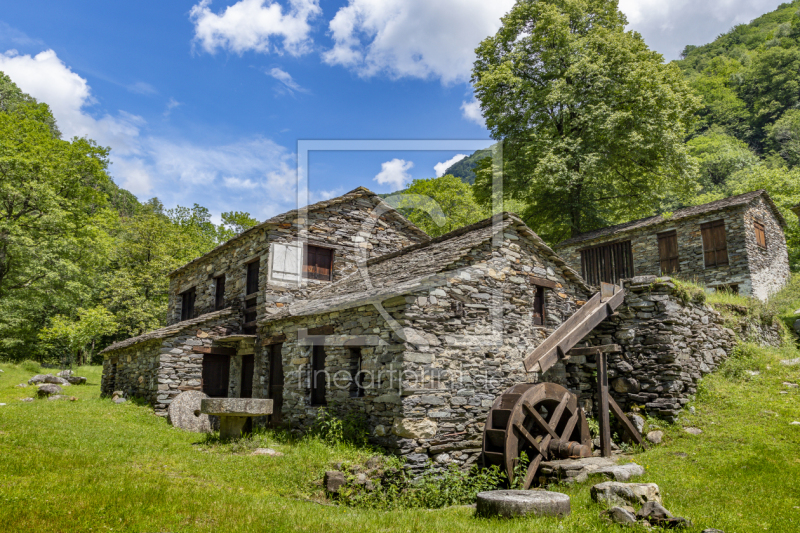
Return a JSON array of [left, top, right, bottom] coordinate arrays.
[[523, 282, 625, 374]]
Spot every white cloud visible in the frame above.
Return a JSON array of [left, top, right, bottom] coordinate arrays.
[[0, 49, 145, 156], [323, 0, 516, 84], [110, 157, 154, 196], [190, 0, 321, 56], [434, 154, 467, 177], [374, 158, 413, 191], [461, 99, 483, 126], [163, 97, 182, 117], [268, 67, 307, 94], [618, 0, 788, 60]]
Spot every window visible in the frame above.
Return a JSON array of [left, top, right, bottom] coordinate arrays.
[[202, 354, 230, 398], [754, 221, 767, 249], [349, 348, 365, 398], [532, 286, 546, 326], [246, 260, 260, 295], [311, 345, 327, 406], [700, 220, 729, 268], [214, 275, 226, 310], [657, 230, 679, 274], [305, 245, 333, 281], [180, 287, 196, 321], [579, 240, 634, 286], [269, 242, 303, 285]]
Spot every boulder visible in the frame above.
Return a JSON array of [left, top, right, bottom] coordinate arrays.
[[324, 471, 346, 493], [57, 370, 73, 378], [392, 417, 437, 439], [601, 506, 637, 525], [612, 377, 640, 394], [114, 398, 127, 404], [44, 375, 70, 386], [476, 490, 571, 518], [637, 501, 673, 521], [646, 431, 664, 444], [684, 427, 702, 435], [593, 463, 645, 482], [628, 414, 645, 434], [66, 376, 87, 385], [48, 395, 77, 401], [36, 384, 62, 398], [28, 374, 48, 385], [591, 481, 661, 506], [168, 390, 212, 433], [702, 529, 725, 533]]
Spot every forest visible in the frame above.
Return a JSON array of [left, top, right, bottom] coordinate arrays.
[[5, 0, 800, 362]]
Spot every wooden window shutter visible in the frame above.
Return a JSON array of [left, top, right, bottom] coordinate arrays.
[[214, 276, 226, 310], [532, 286, 546, 326], [246, 260, 260, 295], [579, 240, 634, 286], [657, 231, 679, 274], [701, 220, 728, 267], [754, 221, 767, 249], [305, 245, 333, 281], [181, 287, 196, 321], [269, 242, 303, 284]]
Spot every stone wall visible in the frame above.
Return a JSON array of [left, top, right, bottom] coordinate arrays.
[[101, 313, 242, 416], [744, 196, 791, 300], [257, 224, 591, 471], [166, 191, 427, 327], [556, 198, 789, 300], [572, 276, 738, 422]]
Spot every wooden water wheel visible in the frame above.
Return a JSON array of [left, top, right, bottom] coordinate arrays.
[[482, 382, 592, 489]]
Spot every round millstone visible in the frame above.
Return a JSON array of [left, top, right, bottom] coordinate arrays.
[[168, 390, 212, 433], [476, 490, 571, 519]]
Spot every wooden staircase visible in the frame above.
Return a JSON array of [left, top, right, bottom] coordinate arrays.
[[523, 283, 625, 374]]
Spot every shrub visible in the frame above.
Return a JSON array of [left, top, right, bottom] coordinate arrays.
[[20, 360, 40, 374], [306, 406, 370, 448], [718, 343, 769, 380]]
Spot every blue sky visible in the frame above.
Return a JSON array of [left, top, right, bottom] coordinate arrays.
[[0, 0, 789, 221]]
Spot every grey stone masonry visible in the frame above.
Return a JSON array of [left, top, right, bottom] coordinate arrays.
[[555, 191, 789, 301], [166, 187, 428, 327], [574, 276, 740, 422]]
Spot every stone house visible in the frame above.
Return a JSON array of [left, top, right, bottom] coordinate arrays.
[[100, 188, 776, 469], [554, 190, 789, 301]]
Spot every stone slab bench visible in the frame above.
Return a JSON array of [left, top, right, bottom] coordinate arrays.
[[199, 398, 273, 439]]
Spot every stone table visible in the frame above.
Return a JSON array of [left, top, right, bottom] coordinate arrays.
[[199, 398, 273, 439]]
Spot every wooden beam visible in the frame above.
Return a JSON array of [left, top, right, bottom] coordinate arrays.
[[307, 325, 334, 336], [523, 401, 560, 441], [192, 346, 237, 356], [597, 350, 612, 458], [527, 275, 558, 289], [608, 396, 644, 446], [262, 333, 286, 346], [568, 344, 622, 356], [513, 422, 546, 457]]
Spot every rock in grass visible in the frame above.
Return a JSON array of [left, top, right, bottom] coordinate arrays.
[[684, 427, 702, 435], [66, 376, 87, 385], [20, 398, 33, 402], [168, 390, 212, 433], [780, 358, 800, 366], [702, 529, 725, 533], [637, 501, 673, 520], [37, 384, 62, 398], [324, 471, 346, 494], [0, 403, 6, 406], [783, 382, 798, 388], [48, 395, 77, 401], [591, 481, 661, 506], [44, 375, 70, 386], [601, 506, 637, 525], [252, 448, 283, 457], [791, 421, 800, 426], [593, 463, 645, 482], [647, 430, 664, 444], [16, 383, 27, 388], [627, 414, 645, 434], [28, 374, 48, 385], [476, 490, 570, 518], [114, 398, 127, 404]]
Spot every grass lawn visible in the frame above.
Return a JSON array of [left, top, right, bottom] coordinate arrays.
[[1, 346, 799, 532]]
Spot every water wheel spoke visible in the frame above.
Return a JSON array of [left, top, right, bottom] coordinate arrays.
[[548, 392, 571, 432], [513, 422, 546, 457], [522, 401, 560, 440], [559, 409, 579, 442], [521, 454, 543, 490]]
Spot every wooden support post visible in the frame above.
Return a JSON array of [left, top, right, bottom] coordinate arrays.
[[597, 350, 612, 458]]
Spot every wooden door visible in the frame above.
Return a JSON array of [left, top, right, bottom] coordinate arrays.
[[240, 354, 254, 399], [202, 354, 230, 398], [311, 345, 327, 406], [657, 231, 679, 274], [267, 344, 284, 425]]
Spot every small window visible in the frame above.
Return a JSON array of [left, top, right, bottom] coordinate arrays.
[[214, 275, 226, 310], [700, 220, 729, 268], [657, 230, 680, 274], [311, 345, 327, 406], [246, 260, 260, 295], [754, 221, 767, 249], [304, 245, 333, 281], [532, 286, 546, 326], [180, 287, 196, 321], [349, 348, 365, 398]]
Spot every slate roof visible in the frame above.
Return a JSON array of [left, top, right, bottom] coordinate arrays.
[[555, 190, 786, 249], [169, 187, 430, 277], [100, 308, 234, 353], [260, 213, 593, 322]]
